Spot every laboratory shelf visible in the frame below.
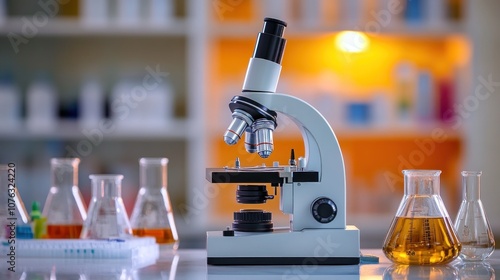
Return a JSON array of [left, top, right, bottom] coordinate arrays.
[[208, 122, 464, 140], [0, 17, 188, 36], [208, 21, 465, 38], [0, 119, 190, 140]]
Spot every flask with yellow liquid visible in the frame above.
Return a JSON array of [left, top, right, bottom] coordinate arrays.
[[383, 170, 461, 265]]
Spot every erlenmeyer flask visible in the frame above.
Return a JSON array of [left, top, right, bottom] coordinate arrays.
[[454, 171, 495, 261], [382, 170, 461, 265], [81, 174, 132, 239], [0, 164, 32, 239], [42, 158, 87, 239], [130, 158, 178, 246]]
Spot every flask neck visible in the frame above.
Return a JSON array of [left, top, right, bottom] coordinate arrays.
[[139, 158, 168, 189], [462, 171, 481, 201], [51, 158, 79, 188], [403, 170, 441, 196], [90, 175, 123, 198]]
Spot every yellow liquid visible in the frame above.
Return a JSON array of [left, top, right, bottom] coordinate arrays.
[[383, 217, 461, 265], [132, 228, 176, 244]]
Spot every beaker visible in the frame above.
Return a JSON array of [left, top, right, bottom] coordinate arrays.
[[382, 170, 461, 265], [454, 171, 495, 261], [0, 164, 33, 239], [130, 158, 178, 246], [42, 158, 87, 239], [81, 174, 132, 239]]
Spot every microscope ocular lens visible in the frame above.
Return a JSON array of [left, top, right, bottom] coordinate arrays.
[[262, 17, 287, 37]]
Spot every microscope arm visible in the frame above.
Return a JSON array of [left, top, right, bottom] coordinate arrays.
[[244, 91, 347, 230], [243, 91, 345, 183]]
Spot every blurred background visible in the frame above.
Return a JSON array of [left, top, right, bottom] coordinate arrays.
[[0, 0, 498, 249]]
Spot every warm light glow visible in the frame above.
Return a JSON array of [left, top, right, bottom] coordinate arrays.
[[335, 31, 370, 53]]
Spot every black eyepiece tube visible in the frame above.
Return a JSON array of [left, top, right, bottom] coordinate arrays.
[[263, 17, 287, 37], [252, 17, 287, 64]]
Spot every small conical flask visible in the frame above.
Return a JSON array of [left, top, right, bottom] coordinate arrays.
[[130, 158, 178, 246], [42, 158, 87, 239], [81, 174, 132, 239], [454, 171, 495, 261], [0, 164, 33, 239], [383, 170, 461, 265]]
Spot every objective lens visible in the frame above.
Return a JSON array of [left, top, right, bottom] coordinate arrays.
[[252, 119, 276, 158], [223, 118, 247, 145], [244, 128, 257, 153], [223, 109, 254, 145]]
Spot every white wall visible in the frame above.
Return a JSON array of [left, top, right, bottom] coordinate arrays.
[[465, 0, 500, 238]]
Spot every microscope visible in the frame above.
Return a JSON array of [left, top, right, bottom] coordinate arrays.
[[206, 18, 360, 265]]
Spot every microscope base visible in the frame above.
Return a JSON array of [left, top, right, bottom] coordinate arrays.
[[207, 226, 360, 265]]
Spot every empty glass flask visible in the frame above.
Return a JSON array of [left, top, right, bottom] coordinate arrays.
[[130, 158, 178, 246], [454, 171, 495, 261], [42, 158, 87, 239], [383, 170, 461, 265], [0, 164, 32, 239], [80, 174, 132, 239]]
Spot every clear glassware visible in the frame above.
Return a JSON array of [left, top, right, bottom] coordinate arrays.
[[130, 158, 178, 246], [383, 170, 461, 265], [42, 158, 87, 239], [81, 174, 132, 239], [0, 164, 32, 239], [456, 261, 495, 280], [454, 171, 495, 261]]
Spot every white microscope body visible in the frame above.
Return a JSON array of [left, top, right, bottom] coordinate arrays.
[[206, 18, 360, 265]]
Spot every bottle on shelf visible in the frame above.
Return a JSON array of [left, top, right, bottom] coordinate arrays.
[[78, 77, 105, 128], [147, 0, 174, 25], [25, 74, 58, 131], [80, 0, 110, 25], [0, 71, 21, 129]]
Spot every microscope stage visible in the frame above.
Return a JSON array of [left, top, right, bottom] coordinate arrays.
[[207, 168, 319, 184]]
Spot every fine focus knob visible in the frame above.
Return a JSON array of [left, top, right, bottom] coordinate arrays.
[[311, 197, 337, 223]]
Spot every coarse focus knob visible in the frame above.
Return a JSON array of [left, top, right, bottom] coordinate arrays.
[[311, 197, 337, 223]]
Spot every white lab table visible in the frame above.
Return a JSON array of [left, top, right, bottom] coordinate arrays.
[[1, 247, 499, 279]]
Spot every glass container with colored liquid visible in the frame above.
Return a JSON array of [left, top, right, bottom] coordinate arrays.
[[42, 158, 87, 238], [383, 170, 461, 265], [130, 158, 178, 246]]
